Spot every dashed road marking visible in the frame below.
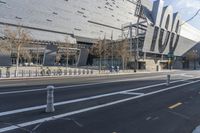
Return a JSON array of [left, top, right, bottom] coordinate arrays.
[[0, 83, 27, 87], [168, 102, 182, 109], [120, 92, 144, 95]]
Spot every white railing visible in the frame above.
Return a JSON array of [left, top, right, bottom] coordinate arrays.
[[0, 68, 96, 79]]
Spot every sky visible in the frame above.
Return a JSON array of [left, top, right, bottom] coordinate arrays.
[[151, 0, 200, 30]]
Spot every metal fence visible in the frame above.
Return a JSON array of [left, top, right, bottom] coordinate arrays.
[[0, 68, 94, 78]]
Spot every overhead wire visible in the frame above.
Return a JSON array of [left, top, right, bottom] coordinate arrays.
[[180, 9, 200, 26]]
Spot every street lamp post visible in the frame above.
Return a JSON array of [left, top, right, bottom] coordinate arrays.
[[193, 50, 198, 70]]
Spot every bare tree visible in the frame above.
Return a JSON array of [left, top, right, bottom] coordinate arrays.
[[56, 38, 77, 67], [64, 38, 72, 68], [115, 37, 131, 70], [3, 26, 31, 76], [90, 38, 107, 73], [0, 39, 12, 51], [20, 47, 32, 64], [55, 52, 61, 65]]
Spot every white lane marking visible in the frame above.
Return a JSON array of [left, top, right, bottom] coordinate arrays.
[[0, 79, 200, 133], [0, 88, 47, 95], [0, 83, 27, 87], [0, 77, 197, 117], [181, 74, 194, 78], [0, 73, 189, 95], [119, 92, 144, 95], [0, 75, 170, 95], [146, 116, 152, 121]]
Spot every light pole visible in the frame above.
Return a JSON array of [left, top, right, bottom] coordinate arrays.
[[111, 32, 114, 67], [193, 50, 198, 70]]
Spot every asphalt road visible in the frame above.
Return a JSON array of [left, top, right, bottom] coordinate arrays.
[[0, 70, 200, 133]]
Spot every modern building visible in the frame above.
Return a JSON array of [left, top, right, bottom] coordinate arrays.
[[0, 0, 200, 70]]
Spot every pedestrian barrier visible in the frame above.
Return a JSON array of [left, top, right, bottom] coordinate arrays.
[[87, 69, 89, 74], [29, 70, 32, 77], [52, 70, 56, 76], [41, 69, 45, 76], [57, 69, 61, 76], [64, 69, 68, 75], [0, 68, 96, 78], [82, 69, 85, 75], [90, 70, 93, 74], [13, 70, 16, 77], [69, 69, 72, 75], [35, 70, 38, 77], [47, 69, 51, 76], [22, 70, 24, 77], [74, 69, 77, 75], [78, 69, 81, 75], [0, 69, 2, 78], [6, 69, 10, 78]]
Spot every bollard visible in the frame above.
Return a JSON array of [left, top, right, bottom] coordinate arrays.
[[0, 69, 1, 78], [46, 86, 55, 113], [166, 74, 170, 86], [64, 69, 68, 75], [74, 69, 77, 75]]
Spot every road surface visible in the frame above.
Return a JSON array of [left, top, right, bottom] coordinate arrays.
[[0, 70, 200, 133]]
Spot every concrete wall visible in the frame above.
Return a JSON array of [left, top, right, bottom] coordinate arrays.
[[0, 0, 140, 41]]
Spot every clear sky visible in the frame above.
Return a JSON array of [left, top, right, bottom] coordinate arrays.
[[151, 0, 200, 30]]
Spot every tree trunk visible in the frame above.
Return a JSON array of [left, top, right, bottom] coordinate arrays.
[[122, 57, 125, 71], [99, 56, 102, 74], [15, 46, 20, 77], [66, 52, 69, 68], [36, 44, 39, 76]]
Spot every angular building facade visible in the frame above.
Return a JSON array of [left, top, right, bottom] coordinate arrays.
[[0, 0, 200, 70]]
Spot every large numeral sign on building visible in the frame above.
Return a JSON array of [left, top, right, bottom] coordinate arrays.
[[143, 0, 182, 55]]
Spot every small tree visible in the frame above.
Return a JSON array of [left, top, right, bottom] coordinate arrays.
[[64, 38, 72, 67], [3, 26, 31, 76], [116, 37, 131, 70], [57, 38, 77, 67], [90, 38, 107, 73], [0, 39, 11, 51], [20, 47, 32, 64]]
